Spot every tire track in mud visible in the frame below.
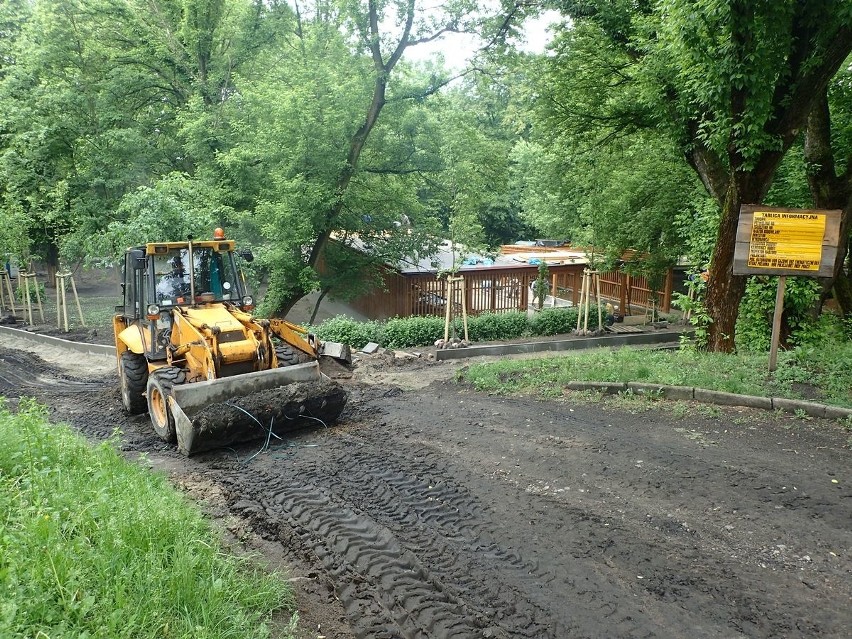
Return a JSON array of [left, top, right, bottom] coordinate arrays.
[[228, 468, 484, 639], [0, 348, 107, 394], [299, 445, 560, 637], [222, 428, 683, 638]]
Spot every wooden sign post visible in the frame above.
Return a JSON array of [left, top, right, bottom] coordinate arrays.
[[733, 205, 841, 372]]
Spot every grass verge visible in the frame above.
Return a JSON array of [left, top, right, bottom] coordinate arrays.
[[0, 399, 293, 639], [460, 342, 852, 409]]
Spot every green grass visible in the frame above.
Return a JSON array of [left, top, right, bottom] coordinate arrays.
[[461, 341, 852, 409], [0, 399, 293, 639]]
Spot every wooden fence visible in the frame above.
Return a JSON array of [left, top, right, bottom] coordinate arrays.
[[342, 256, 673, 320]]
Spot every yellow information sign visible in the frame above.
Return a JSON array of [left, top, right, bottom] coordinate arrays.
[[746, 211, 826, 271]]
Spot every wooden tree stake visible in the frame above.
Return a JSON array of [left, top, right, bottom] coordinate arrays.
[[0, 270, 16, 314], [55, 272, 86, 331]]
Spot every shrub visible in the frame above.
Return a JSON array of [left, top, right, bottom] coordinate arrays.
[[312, 306, 611, 349], [382, 315, 445, 348], [310, 315, 383, 349], [529, 306, 603, 336], [736, 276, 820, 352], [466, 311, 528, 341], [15, 280, 46, 303]]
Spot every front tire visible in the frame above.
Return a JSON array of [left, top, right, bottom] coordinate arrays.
[[119, 351, 148, 415], [146, 367, 186, 443], [275, 343, 301, 367]]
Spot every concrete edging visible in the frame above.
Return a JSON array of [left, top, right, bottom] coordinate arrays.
[[563, 380, 852, 420], [0, 324, 116, 356], [436, 330, 690, 361]]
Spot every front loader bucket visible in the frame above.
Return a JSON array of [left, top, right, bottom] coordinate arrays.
[[168, 362, 347, 455]]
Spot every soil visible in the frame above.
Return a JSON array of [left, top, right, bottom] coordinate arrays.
[[0, 327, 850, 639]]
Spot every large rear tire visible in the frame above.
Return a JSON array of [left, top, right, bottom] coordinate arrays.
[[119, 351, 148, 415], [146, 367, 186, 443]]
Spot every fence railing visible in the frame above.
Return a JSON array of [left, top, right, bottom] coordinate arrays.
[[404, 267, 672, 318]]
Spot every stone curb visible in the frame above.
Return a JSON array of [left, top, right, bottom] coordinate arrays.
[[436, 329, 691, 361], [564, 381, 626, 395], [563, 380, 852, 420], [0, 324, 115, 356], [694, 388, 773, 410], [628, 382, 694, 401]]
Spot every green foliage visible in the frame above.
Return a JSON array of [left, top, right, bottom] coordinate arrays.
[[530, 306, 593, 336], [312, 307, 598, 350], [14, 280, 45, 304], [78, 173, 229, 261], [382, 316, 446, 349], [531, 262, 549, 310], [0, 399, 291, 638], [460, 339, 852, 409], [773, 323, 852, 406], [309, 315, 383, 349], [466, 311, 529, 342], [790, 310, 852, 348], [736, 277, 821, 352]]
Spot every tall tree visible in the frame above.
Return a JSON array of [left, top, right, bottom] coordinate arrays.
[[218, 0, 507, 316], [543, 1, 852, 351], [803, 63, 852, 316]]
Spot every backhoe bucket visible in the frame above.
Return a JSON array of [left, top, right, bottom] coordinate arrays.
[[168, 362, 347, 455]]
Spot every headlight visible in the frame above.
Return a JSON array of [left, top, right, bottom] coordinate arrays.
[[146, 304, 161, 320], [241, 295, 254, 309]]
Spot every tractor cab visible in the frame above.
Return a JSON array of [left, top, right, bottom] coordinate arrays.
[[117, 233, 255, 361]]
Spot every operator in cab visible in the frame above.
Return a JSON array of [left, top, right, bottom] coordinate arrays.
[[156, 254, 190, 301]]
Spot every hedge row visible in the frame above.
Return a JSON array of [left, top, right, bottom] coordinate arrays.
[[310, 306, 602, 349]]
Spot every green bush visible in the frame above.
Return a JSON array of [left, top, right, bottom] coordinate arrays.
[[530, 307, 576, 336], [466, 311, 528, 341], [312, 306, 604, 350], [382, 315, 446, 348], [15, 280, 46, 303], [529, 305, 604, 336], [310, 315, 383, 349], [736, 276, 820, 352]]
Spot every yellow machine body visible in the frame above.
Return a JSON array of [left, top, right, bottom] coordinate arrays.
[[112, 237, 350, 454]]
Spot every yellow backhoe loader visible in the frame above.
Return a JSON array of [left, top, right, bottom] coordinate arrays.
[[113, 230, 350, 455]]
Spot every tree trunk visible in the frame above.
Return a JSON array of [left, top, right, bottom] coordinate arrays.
[[803, 92, 852, 315], [703, 185, 747, 352], [45, 242, 60, 289], [833, 250, 852, 314], [309, 287, 331, 325]]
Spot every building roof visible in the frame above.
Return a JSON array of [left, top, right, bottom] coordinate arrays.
[[395, 242, 591, 274], [336, 235, 592, 275]]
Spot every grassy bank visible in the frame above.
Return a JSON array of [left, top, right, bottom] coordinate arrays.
[[0, 399, 292, 639], [461, 342, 852, 410]]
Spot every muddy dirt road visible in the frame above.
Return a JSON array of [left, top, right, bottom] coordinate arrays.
[[1, 339, 850, 638]]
